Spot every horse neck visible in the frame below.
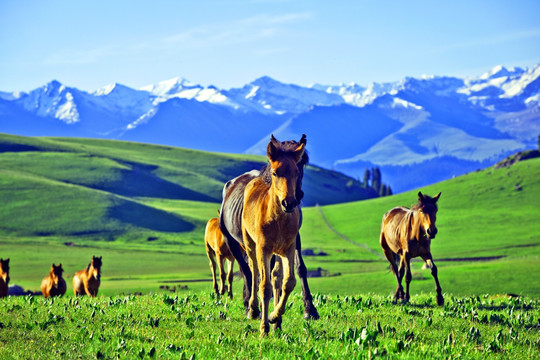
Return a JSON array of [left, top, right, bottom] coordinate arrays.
[[87, 264, 100, 279], [409, 209, 424, 241]]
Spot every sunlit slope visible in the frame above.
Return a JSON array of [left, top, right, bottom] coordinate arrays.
[[0, 133, 372, 239], [299, 156, 540, 296], [316, 157, 540, 259]]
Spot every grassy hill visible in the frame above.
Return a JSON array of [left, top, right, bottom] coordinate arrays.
[[0, 132, 539, 298], [300, 155, 540, 297]]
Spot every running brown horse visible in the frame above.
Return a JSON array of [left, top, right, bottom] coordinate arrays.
[[73, 256, 102, 297], [219, 134, 319, 320], [242, 135, 305, 336], [380, 192, 444, 305], [41, 263, 67, 298], [205, 215, 236, 299], [0, 258, 9, 298]]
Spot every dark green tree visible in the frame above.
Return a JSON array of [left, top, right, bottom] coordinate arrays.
[[371, 167, 381, 194], [363, 168, 371, 188]]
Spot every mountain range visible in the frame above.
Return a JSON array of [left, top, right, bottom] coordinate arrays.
[[1, 63, 539, 192]]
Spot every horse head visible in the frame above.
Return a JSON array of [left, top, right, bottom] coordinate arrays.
[[0, 258, 9, 273], [267, 135, 306, 213], [91, 256, 102, 279], [417, 191, 441, 239], [51, 263, 64, 284]]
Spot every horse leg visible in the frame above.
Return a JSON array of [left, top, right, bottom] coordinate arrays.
[[404, 253, 412, 303], [258, 248, 273, 336], [206, 245, 219, 295], [222, 218, 252, 313], [397, 255, 406, 300], [244, 230, 261, 320], [217, 255, 227, 296], [271, 257, 283, 331], [422, 254, 444, 306], [381, 237, 402, 302], [226, 259, 234, 299], [269, 248, 296, 329], [295, 233, 320, 320]]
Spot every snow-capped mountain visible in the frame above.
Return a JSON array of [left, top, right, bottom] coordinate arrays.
[[1, 63, 539, 192]]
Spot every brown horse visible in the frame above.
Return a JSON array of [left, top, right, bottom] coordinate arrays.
[[0, 258, 9, 298], [219, 134, 319, 320], [380, 191, 444, 305], [41, 263, 67, 298], [73, 256, 102, 297], [242, 135, 305, 336], [205, 215, 236, 298]]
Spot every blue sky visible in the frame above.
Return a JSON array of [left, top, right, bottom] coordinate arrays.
[[1, 0, 540, 92]]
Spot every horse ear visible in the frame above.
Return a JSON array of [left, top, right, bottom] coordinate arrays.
[[293, 142, 306, 163], [433, 192, 441, 202], [267, 135, 279, 161], [299, 134, 307, 145], [418, 192, 424, 201]]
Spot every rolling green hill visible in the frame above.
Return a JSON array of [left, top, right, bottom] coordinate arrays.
[[1, 132, 539, 298], [0, 133, 372, 240]]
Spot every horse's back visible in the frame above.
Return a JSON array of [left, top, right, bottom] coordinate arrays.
[[72, 269, 85, 294], [205, 217, 234, 260], [380, 206, 410, 251], [220, 170, 260, 244]]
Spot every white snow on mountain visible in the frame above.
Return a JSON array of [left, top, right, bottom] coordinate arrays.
[[92, 83, 154, 115], [140, 77, 236, 107], [19, 81, 81, 123], [226, 76, 344, 114]]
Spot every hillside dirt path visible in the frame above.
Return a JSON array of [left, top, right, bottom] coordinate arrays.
[[315, 204, 385, 260]]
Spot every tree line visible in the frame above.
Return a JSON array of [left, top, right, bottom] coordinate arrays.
[[362, 167, 393, 197]]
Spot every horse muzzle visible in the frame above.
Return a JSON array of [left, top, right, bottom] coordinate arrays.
[[427, 228, 438, 239], [281, 199, 297, 213]]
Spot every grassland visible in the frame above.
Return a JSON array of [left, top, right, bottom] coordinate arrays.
[[0, 292, 538, 359], [0, 133, 539, 299]]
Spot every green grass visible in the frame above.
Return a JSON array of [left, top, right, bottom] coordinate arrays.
[[0, 292, 538, 359], [0, 133, 539, 299]]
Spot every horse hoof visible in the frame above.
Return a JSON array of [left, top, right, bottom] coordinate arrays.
[[247, 308, 260, 320], [268, 313, 281, 324], [303, 308, 320, 320], [260, 324, 270, 337], [437, 295, 444, 306]]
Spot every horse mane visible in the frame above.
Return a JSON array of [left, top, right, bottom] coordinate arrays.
[[259, 140, 309, 202]]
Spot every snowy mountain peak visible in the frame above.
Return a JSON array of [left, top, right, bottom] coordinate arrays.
[[93, 83, 136, 96], [480, 65, 525, 80], [140, 77, 201, 97]]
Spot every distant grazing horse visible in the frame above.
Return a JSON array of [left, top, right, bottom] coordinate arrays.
[[73, 256, 102, 297], [242, 135, 305, 335], [380, 192, 444, 305], [41, 263, 67, 298], [205, 215, 236, 298], [0, 258, 9, 298], [219, 134, 319, 320]]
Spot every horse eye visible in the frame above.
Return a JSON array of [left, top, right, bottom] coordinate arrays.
[[272, 172, 277, 177]]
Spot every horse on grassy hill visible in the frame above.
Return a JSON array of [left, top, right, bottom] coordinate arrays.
[[0, 258, 9, 298], [205, 215, 237, 299], [241, 135, 305, 335], [219, 134, 319, 321], [73, 256, 102, 297], [41, 263, 67, 298], [380, 191, 444, 305]]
